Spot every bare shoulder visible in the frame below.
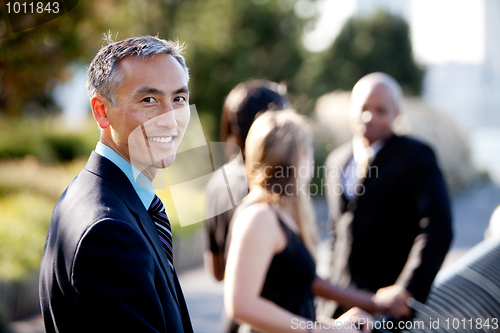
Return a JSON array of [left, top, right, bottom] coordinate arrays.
[[232, 203, 281, 240]]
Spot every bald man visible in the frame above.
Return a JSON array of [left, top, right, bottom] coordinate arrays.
[[319, 73, 453, 321]]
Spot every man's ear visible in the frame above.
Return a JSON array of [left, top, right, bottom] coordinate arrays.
[[392, 106, 400, 120], [91, 96, 111, 129]]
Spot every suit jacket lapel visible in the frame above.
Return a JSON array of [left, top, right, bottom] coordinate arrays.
[[359, 134, 400, 195], [84, 152, 181, 307], [330, 135, 401, 208], [326, 142, 354, 218], [135, 206, 181, 307]]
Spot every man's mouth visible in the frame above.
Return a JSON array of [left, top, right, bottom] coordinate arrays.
[[148, 136, 174, 143]]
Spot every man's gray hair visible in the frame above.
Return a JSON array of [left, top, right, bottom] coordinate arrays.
[[86, 34, 189, 105]]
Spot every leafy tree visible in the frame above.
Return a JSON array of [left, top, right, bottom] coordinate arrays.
[[0, 7, 85, 117], [312, 10, 424, 97], [0, 0, 314, 138], [0, 0, 181, 117], [171, 0, 312, 137]]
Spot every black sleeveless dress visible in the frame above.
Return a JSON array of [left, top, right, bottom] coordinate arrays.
[[225, 204, 317, 333], [259, 213, 317, 321]]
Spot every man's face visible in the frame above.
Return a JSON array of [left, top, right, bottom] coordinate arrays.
[[100, 53, 190, 176], [349, 83, 398, 145]]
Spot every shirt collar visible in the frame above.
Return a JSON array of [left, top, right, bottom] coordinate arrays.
[[352, 135, 385, 165], [95, 141, 155, 210]]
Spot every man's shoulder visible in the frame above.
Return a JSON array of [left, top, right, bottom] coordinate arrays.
[[395, 134, 431, 149], [51, 156, 138, 239], [63, 166, 126, 209], [391, 134, 436, 159]]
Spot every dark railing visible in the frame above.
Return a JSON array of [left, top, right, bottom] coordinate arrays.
[[404, 238, 500, 333]]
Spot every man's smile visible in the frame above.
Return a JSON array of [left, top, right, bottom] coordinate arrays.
[[148, 136, 174, 143]]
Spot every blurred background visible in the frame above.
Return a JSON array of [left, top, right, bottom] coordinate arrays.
[[1, 0, 500, 332]]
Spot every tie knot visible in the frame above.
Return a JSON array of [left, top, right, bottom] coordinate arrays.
[[148, 195, 165, 215]]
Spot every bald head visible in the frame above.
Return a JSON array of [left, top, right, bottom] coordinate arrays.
[[349, 72, 401, 145], [351, 72, 402, 106]]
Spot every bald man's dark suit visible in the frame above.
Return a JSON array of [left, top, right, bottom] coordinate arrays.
[[320, 134, 453, 317], [39, 152, 193, 333]]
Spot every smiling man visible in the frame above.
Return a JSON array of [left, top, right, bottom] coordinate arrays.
[[39, 35, 193, 333]]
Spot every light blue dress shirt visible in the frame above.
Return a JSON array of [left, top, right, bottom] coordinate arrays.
[[342, 138, 384, 201], [95, 142, 155, 210]]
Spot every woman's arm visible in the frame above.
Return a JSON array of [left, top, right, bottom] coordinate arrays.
[[312, 276, 384, 314]]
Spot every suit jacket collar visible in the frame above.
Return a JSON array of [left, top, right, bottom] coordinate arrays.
[[360, 134, 398, 186], [330, 134, 402, 207], [84, 151, 181, 307], [333, 134, 398, 170]]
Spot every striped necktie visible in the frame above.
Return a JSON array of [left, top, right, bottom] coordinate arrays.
[[148, 195, 174, 269]]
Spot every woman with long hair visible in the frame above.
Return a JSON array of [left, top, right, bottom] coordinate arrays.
[[205, 79, 289, 282], [224, 110, 376, 333]]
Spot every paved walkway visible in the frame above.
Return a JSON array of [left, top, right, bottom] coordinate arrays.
[[6, 181, 500, 333]]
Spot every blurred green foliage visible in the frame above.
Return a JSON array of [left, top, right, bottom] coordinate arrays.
[[173, 0, 310, 131], [312, 11, 424, 97], [0, 119, 97, 282], [0, 117, 99, 162], [0, 192, 53, 281], [0, 3, 90, 117], [0, 0, 315, 139], [0, 157, 86, 281]]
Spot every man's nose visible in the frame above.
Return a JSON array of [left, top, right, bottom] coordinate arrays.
[[361, 111, 373, 123], [155, 104, 177, 128]]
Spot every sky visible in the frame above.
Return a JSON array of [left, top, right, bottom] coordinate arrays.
[[302, 0, 486, 65]]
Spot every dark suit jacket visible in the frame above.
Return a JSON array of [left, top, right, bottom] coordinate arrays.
[[39, 152, 193, 333], [320, 134, 453, 316]]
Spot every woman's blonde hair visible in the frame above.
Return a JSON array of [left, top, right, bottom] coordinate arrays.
[[245, 110, 318, 257]]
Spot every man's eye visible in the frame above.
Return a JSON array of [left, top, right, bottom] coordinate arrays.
[[174, 96, 187, 103], [142, 97, 156, 103]]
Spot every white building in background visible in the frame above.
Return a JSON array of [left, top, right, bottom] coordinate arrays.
[[423, 0, 500, 130], [421, 0, 500, 182]]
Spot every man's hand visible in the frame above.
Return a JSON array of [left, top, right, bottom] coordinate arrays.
[[336, 307, 373, 333], [316, 308, 373, 332], [373, 285, 412, 319]]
